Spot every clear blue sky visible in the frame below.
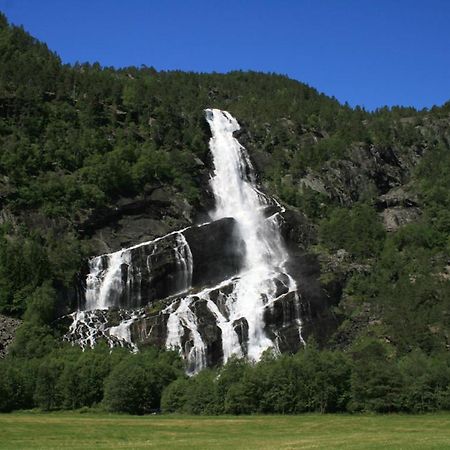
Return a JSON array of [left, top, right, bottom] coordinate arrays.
[[1, 0, 449, 110]]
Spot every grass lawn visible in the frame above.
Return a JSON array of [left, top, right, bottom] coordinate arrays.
[[0, 412, 449, 449]]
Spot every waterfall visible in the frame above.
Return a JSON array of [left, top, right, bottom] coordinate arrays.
[[173, 234, 193, 294], [164, 109, 301, 372], [68, 229, 195, 349], [83, 229, 193, 311], [205, 108, 296, 360], [85, 251, 129, 310], [66, 108, 302, 373]]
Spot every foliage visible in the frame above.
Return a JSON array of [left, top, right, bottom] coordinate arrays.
[[158, 345, 449, 415], [1, 339, 450, 415], [103, 348, 182, 414], [0, 12, 449, 418], [349, 339, 403, 412], [319, 203, 386, 258]]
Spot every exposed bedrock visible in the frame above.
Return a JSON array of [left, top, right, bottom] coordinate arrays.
[[65, 214, 340, 366], [130, 281, 237, 367], [0, 314, 22, 358], [123, 278, 305, 367], [133, 297, 225, 370], [77, 217, 245, 311], [66, 205, 340, 361], [189, 298, 224, 368], [263, 291, 302, 353], [285, 251, 341, 347], [184, 218, 245, 287]]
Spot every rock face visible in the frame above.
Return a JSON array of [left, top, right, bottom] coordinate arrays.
[[79, 186, 199, 255], [377, 185, 422, 231], [184, 218, 245, 287], [295, 142, 423, 205], [264, 291, 302, 352], [381, 207, 421, 232], [65, 206, 322, 371], [64, 110, 311, 373], [66, 266, 315, 370], [77, 217, 245, 311], [0, 314, 22, 358]]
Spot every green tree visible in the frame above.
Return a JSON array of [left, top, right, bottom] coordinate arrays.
[[161, 378, 190, 413], [319, 204, 385, 258], [350, 340, 403, 412], [103, 350, 181, 414]]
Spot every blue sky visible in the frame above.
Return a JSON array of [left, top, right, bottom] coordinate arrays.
[[1, 0, 449, 110]]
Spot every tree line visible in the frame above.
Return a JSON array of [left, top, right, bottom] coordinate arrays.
[[1, 339, 449, 415]]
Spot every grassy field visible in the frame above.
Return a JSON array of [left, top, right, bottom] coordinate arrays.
[[0, 412, 449, 449]]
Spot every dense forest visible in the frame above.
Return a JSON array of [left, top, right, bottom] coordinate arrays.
[[0, 12, 449, 414]]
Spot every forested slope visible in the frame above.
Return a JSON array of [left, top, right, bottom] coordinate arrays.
[[0, 12, 449, 414]]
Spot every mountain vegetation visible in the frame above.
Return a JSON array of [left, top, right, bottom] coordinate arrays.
[[0, 12, 449, 414]]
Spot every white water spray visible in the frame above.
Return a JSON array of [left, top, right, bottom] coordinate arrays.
[[205, 108, 296, 360], [164, 109, 301, 371], [67, 109, 302, 372]]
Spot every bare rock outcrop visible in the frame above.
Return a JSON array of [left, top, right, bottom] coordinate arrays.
[[0, 314, 22, 358]]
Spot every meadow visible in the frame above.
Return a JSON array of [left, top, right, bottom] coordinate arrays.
[[0, 413, 449, 449]]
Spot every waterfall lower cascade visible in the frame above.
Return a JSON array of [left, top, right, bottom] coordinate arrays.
[[65, 109, 304, 373]]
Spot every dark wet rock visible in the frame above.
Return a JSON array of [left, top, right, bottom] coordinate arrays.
[[286, 252, 342, 347], [134, 296, 224, 369], [280, 206, 317, 250], [184, 218, 245, 288], [233, 317, 249, 353], [265, 292, 299, 328], [78, 233, 186, 310], [250, 149, 273, 178], [264, 291, 302, 353], [77, 218, 245, 310], [131, 312, 170, 348], [55, 282, 81, 318], [83, 188, 195, 253], [207, 280, 237, 318], [61, 309, 135, 350], [262, 204, 280, 218], [190, 298, 223, 367]]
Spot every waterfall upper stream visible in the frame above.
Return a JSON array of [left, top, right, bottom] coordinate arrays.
[[204, 109, 298, 360], [66, 109, 303, 373]]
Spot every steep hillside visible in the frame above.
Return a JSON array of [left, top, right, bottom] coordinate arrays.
[[0, 12, 449, 363]]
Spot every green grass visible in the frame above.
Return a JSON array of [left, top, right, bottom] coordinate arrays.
[[0, 412, 450, 449]]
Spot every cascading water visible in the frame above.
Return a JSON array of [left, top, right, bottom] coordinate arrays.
[[173, 234, 193, 293], [65, 108, 303, 372], [68, 228, 194, 348], [207, 109, 299, 358], [164, 109, 302, 370], [84, 228, 193, 312]]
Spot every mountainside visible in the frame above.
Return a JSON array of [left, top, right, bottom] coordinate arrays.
[[0, 12, 449, 369]]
